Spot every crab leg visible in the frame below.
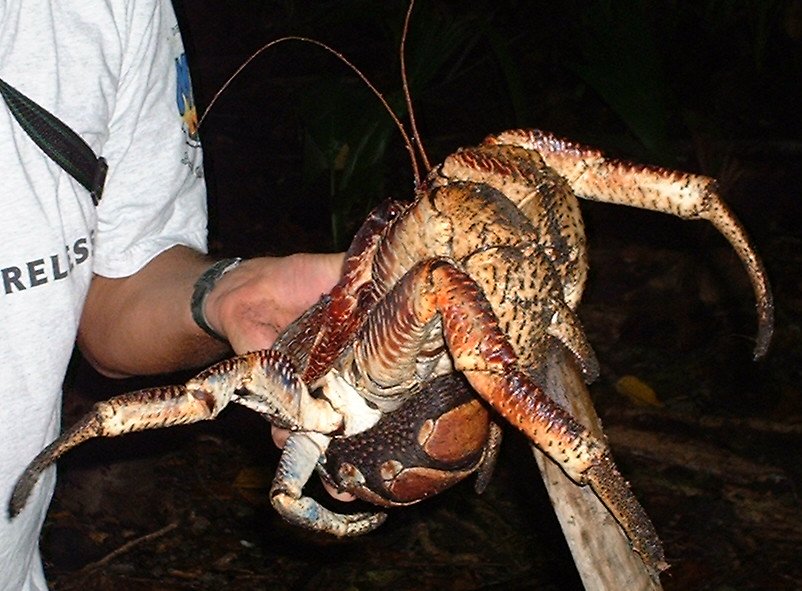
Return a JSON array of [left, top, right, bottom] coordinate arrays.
[[352, 258, 665, 573], [224, 350, 341, 432], [486, 129, 774, 359], [473, 421, 503, 495], [8, 350, 341, 518], [435, 144, 588, 309], [8, 384, 207, 518]]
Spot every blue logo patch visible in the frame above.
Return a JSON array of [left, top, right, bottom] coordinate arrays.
[[175, 53, 198, 141]]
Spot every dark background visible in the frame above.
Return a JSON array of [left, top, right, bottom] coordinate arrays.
[[42, 2, 802, 590]]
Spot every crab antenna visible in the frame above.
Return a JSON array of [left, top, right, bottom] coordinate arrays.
[[198, 36, 422, 187], [400, 0, 432, 178]]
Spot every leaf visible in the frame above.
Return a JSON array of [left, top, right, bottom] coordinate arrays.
[[233, 467, 270, 490], [614, 375, 663, 407]]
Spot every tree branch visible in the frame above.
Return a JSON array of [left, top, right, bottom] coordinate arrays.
[[533, 346, 663, 591]]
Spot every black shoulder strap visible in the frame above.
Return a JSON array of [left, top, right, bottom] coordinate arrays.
[[0, 77, 107, 205]]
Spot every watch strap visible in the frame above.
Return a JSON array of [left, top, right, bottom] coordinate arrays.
[[191, 258, 242, 341]]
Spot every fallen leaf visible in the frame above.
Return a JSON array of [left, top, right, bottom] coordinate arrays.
[[614, 375, 662, 407], [233, 467, 270, 490]]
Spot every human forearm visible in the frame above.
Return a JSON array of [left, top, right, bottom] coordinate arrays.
[[78, 247, 345, 378], [78, 245, 228, 377]]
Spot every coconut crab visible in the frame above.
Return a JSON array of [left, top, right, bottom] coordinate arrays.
[[8, 128, 772, 577], [8, 10, 773, 580]]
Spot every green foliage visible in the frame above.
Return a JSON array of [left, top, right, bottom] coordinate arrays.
[[569, 0, 673, 159], [562, 0, 790, 162], [297, 78, 397, 249], [289, 1, 526, 248], [275, 0, 795, 247]]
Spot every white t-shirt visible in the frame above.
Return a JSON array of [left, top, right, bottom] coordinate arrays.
[[0, 1, 208, 589]]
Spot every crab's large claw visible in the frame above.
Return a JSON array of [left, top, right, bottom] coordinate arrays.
[[9, 349, 341, 518], [321, 373, 497, 507], [270, 432, 387, 536]]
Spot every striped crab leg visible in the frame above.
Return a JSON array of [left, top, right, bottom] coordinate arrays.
[[8, 350, 342, 518], [351, 258, 667, 575], [486, 129, 774, 359]]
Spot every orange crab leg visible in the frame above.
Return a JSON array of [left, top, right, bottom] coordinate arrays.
[[486, 129, 774, 359], [351, 258, 666, 573]]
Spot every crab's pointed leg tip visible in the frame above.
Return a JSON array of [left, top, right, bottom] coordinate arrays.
[[582, 357, 600, 385], [752, 304, 774, 361], [753, 342, 770, 361], [7, 482, 30, 519]]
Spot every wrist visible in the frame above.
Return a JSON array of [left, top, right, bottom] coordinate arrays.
[[190, 257, 242, 341]]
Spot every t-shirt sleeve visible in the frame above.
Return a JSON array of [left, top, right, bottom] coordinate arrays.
[[92, 0, 208, 278]]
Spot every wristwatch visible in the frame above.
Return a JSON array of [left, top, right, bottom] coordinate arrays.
[[190, 257, 242, 341]]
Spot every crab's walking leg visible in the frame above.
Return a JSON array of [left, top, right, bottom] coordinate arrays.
[[353, 259, 666, 574], [9, 350, 341, 518], [8, 383, 214, 518], [8, 386, 198, 517], [487, 129, 774, 359], [224, 350, 342, 432], [270, 432, 387, 536], [473, 421, 503, 495]]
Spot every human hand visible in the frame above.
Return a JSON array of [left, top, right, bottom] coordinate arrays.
[[203, 251, 354, 501], [203, 252, 344, 354]]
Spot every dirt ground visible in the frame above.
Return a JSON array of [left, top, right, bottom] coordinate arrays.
[[37, 2, 802, 590]]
